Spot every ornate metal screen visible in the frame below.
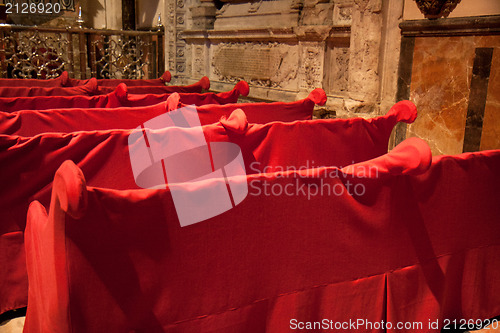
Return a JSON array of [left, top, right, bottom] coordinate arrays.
[[0, 25, 164, 79], [1, 29, 69, 79], [91, 35, 154, 80]]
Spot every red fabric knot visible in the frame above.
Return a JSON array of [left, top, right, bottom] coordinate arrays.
[[166, 93, 181, 112], [385, 137, 432, 176], [386, 100, 417, 124], [160, 71, 172, 83], [220, 108, 248, 133], [59, 71, 70, 87], [114, 83, 128, 102], [87, 78, 99, 95], [307, 88, 327, 106], [200, 76, 210, 90], [53, 160, 88, 219], [235, 81, 250, 97]]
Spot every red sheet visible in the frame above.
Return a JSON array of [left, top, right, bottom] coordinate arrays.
[[23, 139, 500, 332], [0, 81, 249, 113], [0, 71, 69, 87], [96, 76, 210, 94], [0, 104, 416, 315], [0, 86, 321, 136], [0, 78, 98, 97], [67, 71, 172, 87]]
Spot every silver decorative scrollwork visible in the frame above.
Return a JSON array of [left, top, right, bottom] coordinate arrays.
[[91, 35, 150, 79], [2, 30, 69, 79]]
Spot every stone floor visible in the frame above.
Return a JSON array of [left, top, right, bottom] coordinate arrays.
[[0, 317, 24, 333], [1, 315, 499, 333]]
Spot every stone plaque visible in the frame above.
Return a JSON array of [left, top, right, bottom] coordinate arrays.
[[213, 46, 281, 81]]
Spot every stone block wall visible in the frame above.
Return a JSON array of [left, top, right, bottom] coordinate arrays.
[[165, 0, 403, 119]]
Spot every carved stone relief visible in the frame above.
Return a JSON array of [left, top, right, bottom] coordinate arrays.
[[324, 43, 350, 94], [300, 0, 333, 26], [299, 44, 323, 90], [348, 0, 382, 101], [166, 0, 176, 72], [165, 0, 187, 76], [193, 45, 205, 77], [248, 0, 263, 13], [333, 0, 354, 24]]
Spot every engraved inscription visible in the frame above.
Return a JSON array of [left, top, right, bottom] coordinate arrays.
[[212, 42, 298, 88], [214, 47, 280, 81]]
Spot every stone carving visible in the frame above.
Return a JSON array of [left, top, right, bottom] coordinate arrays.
[[414, 0, 462, 19], [301, 0, 334, 26], [166, 0, 177, 72], [163, 0, 186, 76], [193, 46, 205, 76], [348, 0, 382, 101], [338, 6, 352, 22], [324, 43, 350, 93], [248, 0, 263, 13], [185, 45, 192, 75], [300, 46, 322, 89], [333, 48, 349, 91], [332, 0, 353, 24], [212, 42, 297, 88]]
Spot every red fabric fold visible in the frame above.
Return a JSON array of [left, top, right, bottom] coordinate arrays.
[[23, 145, 500, 332], [0, 89, 323, 136], [176, 88, 329, 125], [0, 107, 414, 315], [0, 71, 69, 87], [0, 78, 98, 97], [96, 76, 210, 95], [341, 137, 432, 178], [67, 71, 172, 87], [220, 109, 249, 133], [0, 82, 247, 112]]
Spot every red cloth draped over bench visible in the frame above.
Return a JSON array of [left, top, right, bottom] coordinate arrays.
[[0, 81, 249, 113], [0, 104, 416, 314], [23, 139, 500, 332], [0, 71, 70, 87], [0, 78, 99, 97], [67, 71, 172, 87], [0, 71, 172, 87], [0, 87, 322, 136], [0, 75, 206, 97], [95, 76, 210, 95]]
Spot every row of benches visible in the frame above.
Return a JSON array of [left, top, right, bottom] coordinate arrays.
[[0, 73, 498, 332]]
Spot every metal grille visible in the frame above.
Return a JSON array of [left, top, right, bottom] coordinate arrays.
[[91, 35, 150, 80], [2, 29, 69, 79], [0, 25, 164, 80]]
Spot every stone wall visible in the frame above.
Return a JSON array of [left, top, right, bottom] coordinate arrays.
[[164, 0, 500, 155], [166, 0, 403, 119]]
